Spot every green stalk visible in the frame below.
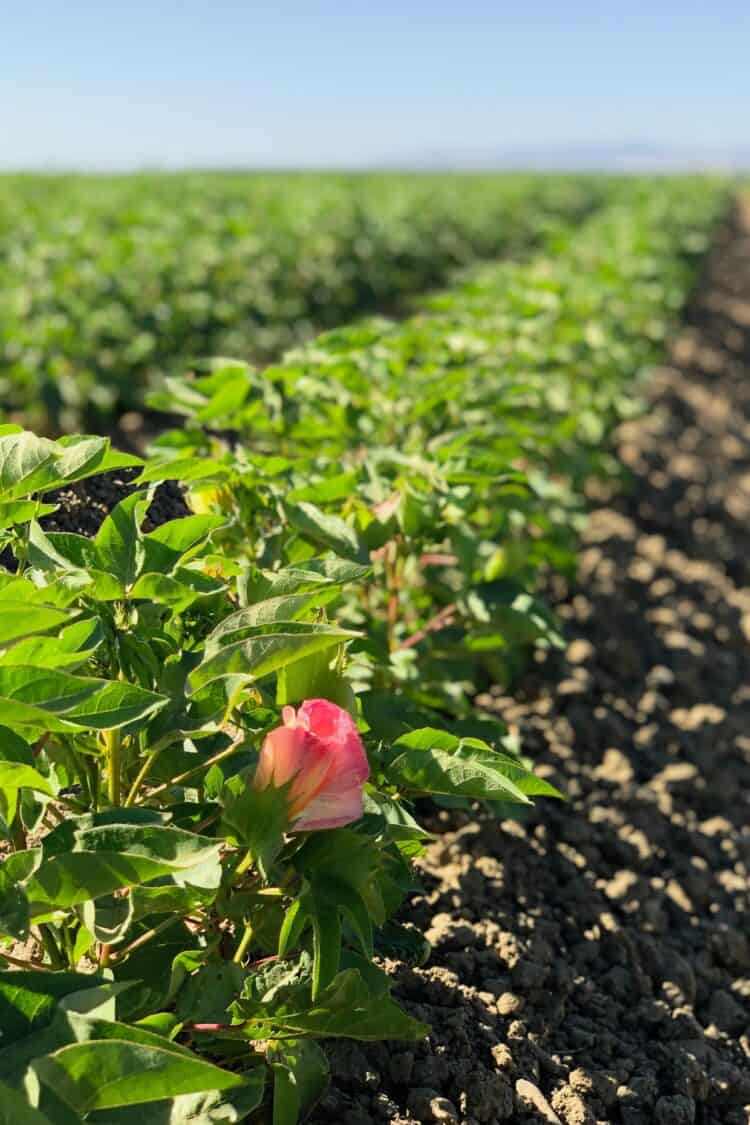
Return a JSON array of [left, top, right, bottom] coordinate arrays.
[[108, 914, 186, 963], [37, 925, 65, 970], [233, 920, 254, 964], [136, 738, 245, 804], [124, 746, 164, 807], [105, 728, 122, 806]]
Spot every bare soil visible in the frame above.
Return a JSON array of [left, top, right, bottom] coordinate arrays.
[[308, 204, 750, 1124]]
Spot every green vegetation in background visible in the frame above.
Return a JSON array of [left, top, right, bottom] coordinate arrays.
[[0, 172, 609, 432], [147, 177, 728, 709]]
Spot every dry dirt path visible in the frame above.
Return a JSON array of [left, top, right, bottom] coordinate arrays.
[[310, 203, 750, 1125]]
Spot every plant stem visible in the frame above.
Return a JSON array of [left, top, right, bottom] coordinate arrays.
[[233, 850, 255, 880], [0, 950, 49, 971], [396, 602, 457, 651], [124, 746, 164, 807], [136, 739, 245, 804], [108, 914, 184, 963], [62, 925, 76, 968], [105, 728, 122, 806], [37, 925, 65, 970], [89, 759, 100, 813], [232, 919, 254, 964]]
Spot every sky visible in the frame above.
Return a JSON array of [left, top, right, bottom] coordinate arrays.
[[2, 0, 749, 170]]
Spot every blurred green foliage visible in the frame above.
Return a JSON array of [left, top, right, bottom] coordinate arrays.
[[0, 172, 609, 432]]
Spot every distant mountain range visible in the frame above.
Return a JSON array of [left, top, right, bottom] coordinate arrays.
[[379, 142, 750, 172]]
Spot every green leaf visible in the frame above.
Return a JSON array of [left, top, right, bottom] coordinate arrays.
[[383, 728, 533, 804], [0, 502, 57, 532], [276, 648, 356, 712], [374, 920, 432, 967], [141, 515, 225, 575], [278, 897, 309, 959], [235, 967, 427, 1041], [0, 603, 71, 647], [24, 826, 221, 919], [174, 963, 248, 1025], [80, 894, 134, 945], [0, 761, 55, 799], [0, 864, 30, 939], [221, 783, 290, 878], [87, 1081, 265, 1125], [0, 620, 104, 671], [0, 971, 107, 1041], [240, 559, 370, 603], [0, 667, 167, 733], [206, 591, 341, 646], [0, 433, 57, 501], [283, 501, 366, 562], [0, 1079, 67, 1125], [129, 571, 224, 612], [31, 1039, 246, 1112], [310, 897, 341, 1001], [93, 491, 149, 586], [189, 623, 359, 693], [269, 1040, 328, 1125]]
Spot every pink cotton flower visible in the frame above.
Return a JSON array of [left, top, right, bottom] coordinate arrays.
[[254, 699, 369, 831]]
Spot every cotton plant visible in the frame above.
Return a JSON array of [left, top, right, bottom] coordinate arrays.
[[0, 430, 549, 1125]]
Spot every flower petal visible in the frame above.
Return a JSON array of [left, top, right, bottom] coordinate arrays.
[[293, 784, 365, 832], [254, 724, 307, 789]]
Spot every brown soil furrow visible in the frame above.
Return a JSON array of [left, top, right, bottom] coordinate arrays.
[[310, 204, 750, 1125]]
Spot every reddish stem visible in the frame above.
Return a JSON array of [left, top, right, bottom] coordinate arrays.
[[396, 602, 457, 651]]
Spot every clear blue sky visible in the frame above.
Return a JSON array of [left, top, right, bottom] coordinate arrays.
[[2, 0, 749, 169]]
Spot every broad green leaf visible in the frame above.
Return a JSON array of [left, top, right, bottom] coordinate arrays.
[[269, 1040, 328, 1125], [174, 963, 248, 1025], [0, 971, 107, 1041], [24, 826, 221, 918], [221, 783, 289, 878], [0, 620, 104, 671], [0, 726, 38, 826], [0, 667, 167, 732], [53, 439, 142, 485], [0, 603, 71, 647], [276, 646, 356, 710], [240, 559, 370, 603], [189, 623, 359, 693], [235, 968, 427, 1041], [31, 1039, 246, 1112], [0, 502, 58, 531], [129, 571, 224, 612], [284, 501, 366, 562], [0, 1079, 64, 1125], [0, 762, 54, 799], [80, 894, 134, 945], [87, 1082, 265, 1125], [141, 515, 225, 575], [93, 491, 149, 586], [0, 865, 30, 939], [0, 433, 57, 501], [383, 728, 532, 803], [206, 591, 340, 647]]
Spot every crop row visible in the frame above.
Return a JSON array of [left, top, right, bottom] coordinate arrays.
[[0, 172, 609, 433], [0, 178, 728, 1125]]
